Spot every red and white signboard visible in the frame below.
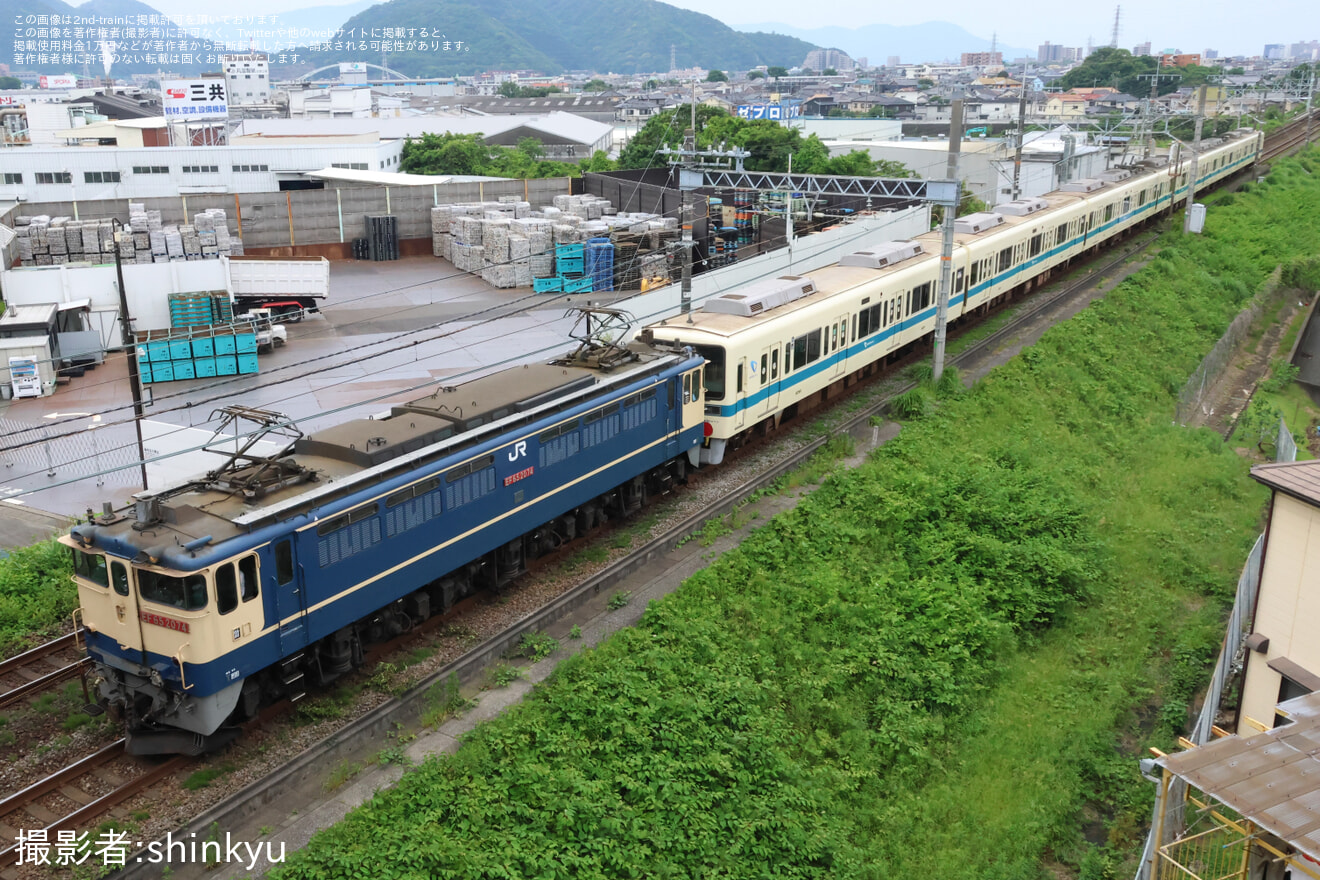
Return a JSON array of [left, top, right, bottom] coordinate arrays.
[[161, 79, 229, 120], [39, 74, 78, 89]]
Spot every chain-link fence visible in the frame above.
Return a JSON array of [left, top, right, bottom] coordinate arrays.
[[0, 417, 141, 489], [1175, 269, 1288, 426]]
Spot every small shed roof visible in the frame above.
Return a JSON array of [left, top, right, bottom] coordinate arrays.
[[1159, 691, 1320, 861], [1252, 460, 1320, 508]]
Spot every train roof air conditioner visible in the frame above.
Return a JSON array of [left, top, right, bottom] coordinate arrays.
[[953, 212, 1006, 234], [703, 275, 817, 317], [839, 240, 924, 269], [1062, 178, 1105, 192], [997, 197, 1050, 216], [1098, 168, 1132, 183]]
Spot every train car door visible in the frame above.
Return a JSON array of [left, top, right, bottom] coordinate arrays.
[[107, 559, 147, 664], [832, 314, 849, 377], [732, 357, 747, 431], [665, 375, 680, 456], [758, 347, 780, 417], [268, 538, 308, 652]]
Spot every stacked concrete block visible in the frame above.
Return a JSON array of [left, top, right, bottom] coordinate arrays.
[[482, 263, 517, 289], [482, 219, 510, 266]]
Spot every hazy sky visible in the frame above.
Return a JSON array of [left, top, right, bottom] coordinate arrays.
[[682, 0, 1317, 58], [93, 0, 1316, 59]]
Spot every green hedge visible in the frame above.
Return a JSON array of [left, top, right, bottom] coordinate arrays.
[[0, 539, 75, 656]]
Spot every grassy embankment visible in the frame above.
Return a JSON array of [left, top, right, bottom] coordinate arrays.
[[203, 148, 1320, 878]]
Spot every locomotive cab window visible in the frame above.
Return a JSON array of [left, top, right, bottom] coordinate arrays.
[[217, 563, 238, 615], [110, 561, 130, 597], [138, 569, 208, 612], [691, 346, 725, 400], [71, 549, 109, 588], [239, 555, 259, 602]]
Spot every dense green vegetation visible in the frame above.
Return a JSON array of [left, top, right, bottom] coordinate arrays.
[[399, 133, 613, 179], [618, 106, 912, 177], [0, 539, 75, 655], [296, 0, 815, 76], [1058, 46, 1222, 96], [275, 149, 1320, 880]]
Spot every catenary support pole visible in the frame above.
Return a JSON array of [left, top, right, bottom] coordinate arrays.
[[933, 98, 964, 383]]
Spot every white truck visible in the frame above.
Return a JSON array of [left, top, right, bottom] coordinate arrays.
[[225, 256, 330, 321]]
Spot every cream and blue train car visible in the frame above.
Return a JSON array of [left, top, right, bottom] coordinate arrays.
[[644, 128, 1261, 464]]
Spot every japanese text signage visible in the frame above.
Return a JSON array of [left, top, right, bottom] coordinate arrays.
[[736, 104, 801, 120], [161, 78, 228, 120]]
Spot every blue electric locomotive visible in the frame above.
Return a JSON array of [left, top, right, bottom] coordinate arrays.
[[63, 311, 706, 754]]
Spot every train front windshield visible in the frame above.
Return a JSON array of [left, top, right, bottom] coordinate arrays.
[[692, 345, 726, 400]]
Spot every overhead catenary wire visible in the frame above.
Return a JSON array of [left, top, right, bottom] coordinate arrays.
[[1, 205, 926, 497]]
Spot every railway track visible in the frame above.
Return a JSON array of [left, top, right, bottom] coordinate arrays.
[[0, 741, 189, 879], [1261, 110, 1320, 162], [0, 632, 90, 711]]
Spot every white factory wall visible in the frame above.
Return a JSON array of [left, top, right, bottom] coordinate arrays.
[[792, 119, 903, 142], [0, 142, 405, 203], [0, 260, 229, 336]]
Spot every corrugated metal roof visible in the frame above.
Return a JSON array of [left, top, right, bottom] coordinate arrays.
[[1160, 691, 1320, 860], [303, 167, 512, 187], [233, 111, 611, 147], [1252, 460, 1320, 507]]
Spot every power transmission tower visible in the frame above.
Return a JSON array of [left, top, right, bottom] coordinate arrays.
[[1111, 6, 1121, 49]]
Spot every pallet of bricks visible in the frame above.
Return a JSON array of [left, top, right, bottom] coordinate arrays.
[[10, 206, 241, 267], [430, 195, 677, 291], [135, 325, 259, 383]]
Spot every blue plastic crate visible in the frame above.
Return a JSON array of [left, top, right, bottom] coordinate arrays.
[[235, 333, 257, 354], [139, 364, 153, 384], [237, 353, 259, 374], [152, 362, 175, 382], [555, 243, 584, 260], [136, 345, 152, 364], [533, 277, 563, 293], [556, 256, 584, 275], [215, 355, 238, 376], [214, 334, 237, 355], [146, 340, 172, 362], [172, 359, 196, 380], [563, 276, 593, 293], [193, 357, 217, 378], [191, 337, 215, 358], [168, 339, 193, 360]]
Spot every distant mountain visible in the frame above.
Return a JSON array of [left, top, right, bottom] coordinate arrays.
[[286, 0, 819, 76], [735, 21, 1031, 67]]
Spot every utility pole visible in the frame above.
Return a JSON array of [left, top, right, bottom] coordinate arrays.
[[1183, 86, 1207, 234], [680, 96, 696, 320], [933, 97, 964, 383], [113, 225, 149, 491], [1011, 64, 1027, 200]]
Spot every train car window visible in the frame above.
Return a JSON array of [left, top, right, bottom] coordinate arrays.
[[1029, 234, 1043, 258], [1056, 223, 1068, 246], [138, 569, 208, 611], [1104, 204, 1115, 223], [695, 369, 702, 400], [912, 282, 932, 311], [858, 308, 870, 338], [350, 503, 377, 524], [831, 323, 839, 350], [736, 363, 743, 394], [870, 303, 881, 330], [956, 268, 965, 293], [217, 563, 238, 615], [71, 549, 109, 588], [771, 350, 779, 379], [1137, 190, 1147, 207], [760, 354, 767, 385], [275, 540, 294, 586], [997, 247, 1013, 273], [682, 373, 690, 401], [317, 514, 349, 537], [240, 555, 259, 602], [110, 560, 130, 597], [691, 346, 725, 400]]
